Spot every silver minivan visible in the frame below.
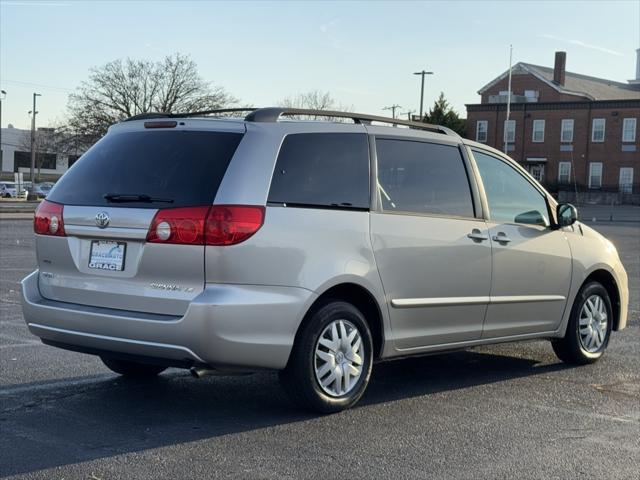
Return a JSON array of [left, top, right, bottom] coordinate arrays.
[[21, 108, 629, 412]]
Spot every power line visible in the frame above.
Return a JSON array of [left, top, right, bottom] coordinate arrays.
[[1, 79, 73, 92]]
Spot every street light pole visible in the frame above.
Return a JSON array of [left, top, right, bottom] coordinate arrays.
[[413, 70, 434, 121], [29, 93, 42, 199]]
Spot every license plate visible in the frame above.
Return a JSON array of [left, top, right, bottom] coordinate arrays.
[[89, 240, 126, 271]]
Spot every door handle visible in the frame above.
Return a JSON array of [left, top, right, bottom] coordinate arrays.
[[467, 229, 489, 242], [492, 232, 512, 244]]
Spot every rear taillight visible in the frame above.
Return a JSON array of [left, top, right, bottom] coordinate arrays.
[[205, 205, 265, 246], [34, 200, 65, 236], [146, 205, 264, 246], [147, 206, 209, 245]]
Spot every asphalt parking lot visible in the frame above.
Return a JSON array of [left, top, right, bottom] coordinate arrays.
[[1, 218, 638, 479]]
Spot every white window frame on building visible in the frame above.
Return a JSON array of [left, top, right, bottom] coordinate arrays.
[[589, 162, 603, 189], [558, 162, 571, 184], [619, 167, 633, 194], [591, 118, 606, 143], [504, 119, 516, 143], [476, 120, 488, 143], [560, 119, 574, 143], [622, 118, 637, 143], [532, 119, 545, 143]]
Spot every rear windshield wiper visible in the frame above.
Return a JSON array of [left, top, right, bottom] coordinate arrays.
[[104, 193, 174, 203]]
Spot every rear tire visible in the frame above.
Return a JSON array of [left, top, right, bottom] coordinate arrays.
[[101, 357, 167, 377], [552, 281, 613, 365], [279, 300, 373, 413]]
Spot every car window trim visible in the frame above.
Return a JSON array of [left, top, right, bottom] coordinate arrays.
[[372, 209, 485, 223], [266, 201, 369, 212], [468, 146, 553, 227], [371, 135, 480, 220]]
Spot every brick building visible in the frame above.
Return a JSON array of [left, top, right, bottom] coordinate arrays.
[[466, 50, 640, 202]]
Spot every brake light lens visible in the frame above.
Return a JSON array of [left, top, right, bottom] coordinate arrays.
[[146, 205, 264, 246], [34, 200, 65, 236], [147, 206, 209, 245], [205, 205, 265, 246]]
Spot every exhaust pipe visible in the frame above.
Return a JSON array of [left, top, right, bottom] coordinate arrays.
[[190, 366, 254, 378], [190, 367, 220, 378]]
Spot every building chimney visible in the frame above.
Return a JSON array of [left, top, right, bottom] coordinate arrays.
[[553, 51, 566, 86]]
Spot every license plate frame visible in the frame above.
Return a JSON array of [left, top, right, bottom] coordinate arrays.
[[88, 240, 126, 271]]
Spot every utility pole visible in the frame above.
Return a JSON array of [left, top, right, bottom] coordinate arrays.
[[383, 104, 402, 119], [413, 70, 433, 121], [402, 110, 416, 121], [29, 93, 42, 199], [0, 90, 6, 164]]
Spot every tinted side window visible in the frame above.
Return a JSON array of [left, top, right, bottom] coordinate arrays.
[[473, 150, 549, 226], [375, 139, 474, 218], [48, 131, 243, 208], [268, 133, 370, 209]]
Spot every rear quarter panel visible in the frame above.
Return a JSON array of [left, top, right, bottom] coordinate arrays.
[[208, 122, 393, 352], [204, 209, 391, 354]]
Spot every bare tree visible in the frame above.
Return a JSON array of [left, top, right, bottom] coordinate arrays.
[[67, 53, 237, 142], [279, 90, 352, 111], [278, 90, 353, 122]]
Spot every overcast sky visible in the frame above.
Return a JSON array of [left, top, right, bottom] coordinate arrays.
[[1, 0, 639, 129]]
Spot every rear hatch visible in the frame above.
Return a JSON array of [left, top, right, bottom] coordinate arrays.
[[36, 120, 244, 316]]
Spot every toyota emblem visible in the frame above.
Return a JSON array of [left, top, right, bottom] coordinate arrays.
[[95, 211, 110, 228]]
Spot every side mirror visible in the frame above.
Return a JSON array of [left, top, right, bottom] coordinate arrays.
[[557, 203, 578, 227]]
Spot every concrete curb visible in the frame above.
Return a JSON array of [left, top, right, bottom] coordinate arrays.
[[0, 213, 34, 220]]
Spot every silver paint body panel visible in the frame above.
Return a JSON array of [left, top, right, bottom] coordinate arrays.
[[21, 117, 630, 370], [370, 213, 492, 348]]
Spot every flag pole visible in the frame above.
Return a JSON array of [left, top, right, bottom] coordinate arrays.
[[504, 44, 513, 154]]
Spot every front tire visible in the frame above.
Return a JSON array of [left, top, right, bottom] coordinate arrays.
[[101, 356, 167, 377], [552, 281, 613, 365], [280, 300, 374, 413]]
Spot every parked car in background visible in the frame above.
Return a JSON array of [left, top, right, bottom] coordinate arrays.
[[21, 107, 629, 413], [0, 181, 28, 199], [30, 183, 54, 199]]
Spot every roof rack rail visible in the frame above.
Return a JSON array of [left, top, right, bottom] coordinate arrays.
[[244, 107, 459, 137], [123, 108, 257, 122]]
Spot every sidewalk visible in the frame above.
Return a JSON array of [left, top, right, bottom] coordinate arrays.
[[0, 200, 40, 213], [577, 204, 640, 223], [0, 201, 38, 220]]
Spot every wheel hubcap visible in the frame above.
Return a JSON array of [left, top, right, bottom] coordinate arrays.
[[314, 319, 364, 397], [579, 294, 608, 353]]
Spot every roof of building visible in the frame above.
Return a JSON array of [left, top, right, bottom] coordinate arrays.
[[478, 62, 640, 101]]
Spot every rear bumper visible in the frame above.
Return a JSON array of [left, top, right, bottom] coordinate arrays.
[[21, 270, 316, 370]]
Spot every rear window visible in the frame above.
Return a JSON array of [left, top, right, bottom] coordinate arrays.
[[268, 133, 370, 210], [47, 130, 243, 208]]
